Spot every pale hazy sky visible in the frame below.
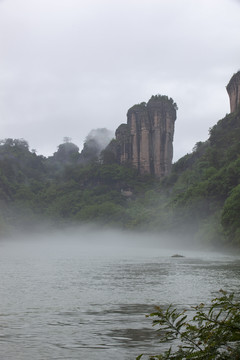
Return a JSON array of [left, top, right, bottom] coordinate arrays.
[[0, 0, 240, 161]]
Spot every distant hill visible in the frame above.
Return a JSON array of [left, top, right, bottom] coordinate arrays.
[[0, 74, 239, 248]]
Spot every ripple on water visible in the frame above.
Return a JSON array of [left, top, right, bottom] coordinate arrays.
[[0, 239, 240, 360]]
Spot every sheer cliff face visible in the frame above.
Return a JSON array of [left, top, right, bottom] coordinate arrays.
[[227, 71, 240, 113], [115, 96, 177, 178]]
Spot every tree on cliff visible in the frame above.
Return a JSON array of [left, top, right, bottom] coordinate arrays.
[[53, 142, 80, 162], [221, 183, 240, 244]]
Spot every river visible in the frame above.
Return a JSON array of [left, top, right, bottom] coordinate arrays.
[[0, 227, 240, 360]]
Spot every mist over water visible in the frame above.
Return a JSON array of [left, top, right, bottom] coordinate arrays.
[[1, 226, 240, 360]]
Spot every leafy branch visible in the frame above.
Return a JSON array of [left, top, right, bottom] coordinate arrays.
[[137, 290, 240, 359]]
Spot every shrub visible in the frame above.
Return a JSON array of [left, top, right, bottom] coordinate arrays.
[[137, 290, 240, 359]]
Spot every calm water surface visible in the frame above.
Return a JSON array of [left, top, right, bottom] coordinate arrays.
[[0, 229, 240, 360]]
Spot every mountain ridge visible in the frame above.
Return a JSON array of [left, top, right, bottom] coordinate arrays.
[[0, 72, 239, 247]]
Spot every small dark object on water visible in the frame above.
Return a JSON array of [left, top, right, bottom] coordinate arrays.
[[171, 254, 185, 258]]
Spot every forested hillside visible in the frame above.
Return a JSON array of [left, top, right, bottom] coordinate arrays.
[[0, 107, 239, 248]]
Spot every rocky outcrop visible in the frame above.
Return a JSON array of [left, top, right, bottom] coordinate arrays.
[[226, 71, 240, 113], [114, 95, 177, 178]]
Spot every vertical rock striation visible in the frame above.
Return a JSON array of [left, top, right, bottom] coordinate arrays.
[[115, 95, 177, 178], [227, 71, 240, 113]]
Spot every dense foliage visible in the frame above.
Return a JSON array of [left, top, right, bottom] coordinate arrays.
[[137, 290, 240, 360], [0, 107, 239, 246]]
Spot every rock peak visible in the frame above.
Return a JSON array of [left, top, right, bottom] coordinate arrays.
[[226, 70, 240, 113], [115, 95, 177, 178]]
